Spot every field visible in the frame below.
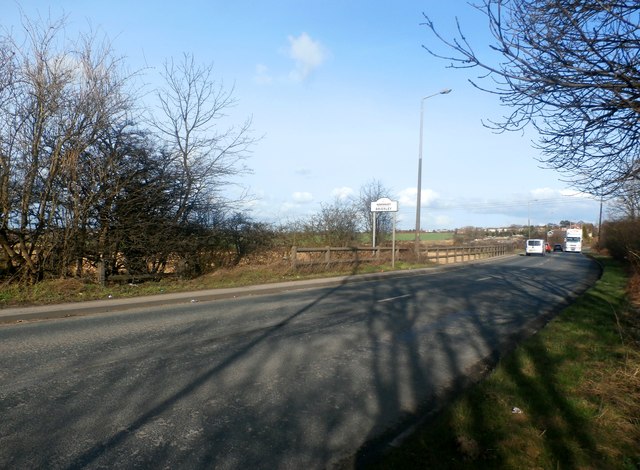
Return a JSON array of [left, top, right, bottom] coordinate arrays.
[[389, 231, 455, 242]]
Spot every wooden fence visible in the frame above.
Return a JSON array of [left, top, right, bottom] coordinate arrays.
[[96, 261, 178, 285], [289, 243, 517, 269], [422, 244, 516, 264]]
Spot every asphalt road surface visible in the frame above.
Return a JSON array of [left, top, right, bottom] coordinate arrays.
[[0, 253, 600, 469]]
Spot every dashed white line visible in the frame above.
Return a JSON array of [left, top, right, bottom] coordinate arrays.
[[378, 294, 411, 303]]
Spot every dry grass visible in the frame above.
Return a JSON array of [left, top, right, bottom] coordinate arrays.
[[3, 255, 639, 468], [0, 259, 431, 308]]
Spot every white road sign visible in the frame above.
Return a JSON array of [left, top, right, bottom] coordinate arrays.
[[370, 197, 398, 212]]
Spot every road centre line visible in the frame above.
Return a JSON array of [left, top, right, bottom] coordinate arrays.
[[378, 294, 412, 303], [477, 276, 493, 281]]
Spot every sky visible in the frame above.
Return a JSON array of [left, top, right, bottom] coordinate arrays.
[[2, 1, 604, 230]]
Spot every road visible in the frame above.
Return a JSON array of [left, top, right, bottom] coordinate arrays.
[[0, 253, 600, 469]]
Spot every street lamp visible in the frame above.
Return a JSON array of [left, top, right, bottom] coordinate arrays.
[[415, 88, 452, 257]]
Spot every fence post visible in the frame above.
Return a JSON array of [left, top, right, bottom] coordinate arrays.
[[325, 246, 331, 264], [291, 246, 298, 269], [97, 260, 106, 286]]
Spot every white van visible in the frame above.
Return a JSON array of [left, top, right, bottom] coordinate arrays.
[[525, 239, 545, 256]]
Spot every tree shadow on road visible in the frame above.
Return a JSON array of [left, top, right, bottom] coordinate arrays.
[[361, 259, 631, 470], [0, 255, 605, 470]]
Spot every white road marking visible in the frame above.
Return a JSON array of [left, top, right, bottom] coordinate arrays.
[[378, 294, 411, 303]]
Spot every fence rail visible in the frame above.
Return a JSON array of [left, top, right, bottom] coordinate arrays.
[[289, 244, 517, 268], [423, 244, 516, 264], [96, 261, 178, 285]]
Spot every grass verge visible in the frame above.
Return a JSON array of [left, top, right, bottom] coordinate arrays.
[[4, 254, 636, 467], [0, 260, 431, 308], [369, 256, 640, 469]]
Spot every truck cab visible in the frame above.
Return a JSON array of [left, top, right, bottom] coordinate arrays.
[[565, 228, 583, 252]]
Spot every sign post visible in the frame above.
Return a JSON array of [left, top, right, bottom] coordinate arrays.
[[370, 198, 399, 267]]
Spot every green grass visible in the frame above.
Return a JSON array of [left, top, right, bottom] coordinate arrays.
[[394, 231, 455, 242], [360, 232, 455, 243], [370, 256, 640, 469], [3, 255, 637, 468]]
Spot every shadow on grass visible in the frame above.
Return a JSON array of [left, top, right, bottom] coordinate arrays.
[[368, 258, 635, 469], [0, 253, 615, 469]]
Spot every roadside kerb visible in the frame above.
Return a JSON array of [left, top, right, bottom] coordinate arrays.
[[0, 253, 518, 324]]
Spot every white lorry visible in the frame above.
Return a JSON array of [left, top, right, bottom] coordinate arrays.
[[564, 228, 583, 252]]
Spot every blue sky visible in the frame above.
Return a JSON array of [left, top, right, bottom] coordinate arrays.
[[3, 1, 603, 230]]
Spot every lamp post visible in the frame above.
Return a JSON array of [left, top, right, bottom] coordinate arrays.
[[415, 88, 452, 257]]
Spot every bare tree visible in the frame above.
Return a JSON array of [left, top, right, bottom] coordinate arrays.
[[352, 179, 395, 244], [58, 34, 135, 277], [0, 38, 19, 276], [0, 14, 135, 282], [221, 212, 275, 265], [82, 124, 174, 276], [151, 53, 255, 225], [0, 16, 259, 283], [422, 1, 640, 196], [609, 180, 640, 220], [0, 16, 73, 281], [306, 198, 360, 247]]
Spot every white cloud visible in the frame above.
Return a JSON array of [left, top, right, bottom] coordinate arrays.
[[280, 202, 299, 213], [398, 187, 439, 208], [254, 63, 272, 84], [292, 191, 313, 203], [530, 187, 558, 199], [286, 32, 328, 82], [531, 187, 597, 201], [331, 186, 353, 200], [434, 215, 453, 227], [559, 188, 594, 199]]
